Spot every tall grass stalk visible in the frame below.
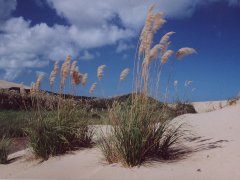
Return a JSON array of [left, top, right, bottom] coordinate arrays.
[[100, 4, 196, 167]]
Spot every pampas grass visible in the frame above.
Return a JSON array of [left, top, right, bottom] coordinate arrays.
[[72, 66, 83, 86], [0, 136, 11, 164], [161, 50, 174, 64], [70, 61, 77, 76], [120, 68, 130, 81], [49, 62, 59, 89], [20, 82, 25, 96], [89, 83, 97, 94], [30, 82, 36, 95], [60, 55, 71, 92], [35, 74, 44, 92], [97, 65, 106, 80], [159, 31, 175, 46], [82, 73, 88, 86], [153, 12, 166, 33], [176, 47, 197, 59]]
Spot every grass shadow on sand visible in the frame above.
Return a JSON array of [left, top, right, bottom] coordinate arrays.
[[142, 136, 229, 167]]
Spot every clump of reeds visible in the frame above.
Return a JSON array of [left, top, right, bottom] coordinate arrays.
[[100, 4, 196, 167], [100, 97, 185, 167], [26, 102, 93, 160], [26, 55, 93, 160], [0, 136, 11, 164]]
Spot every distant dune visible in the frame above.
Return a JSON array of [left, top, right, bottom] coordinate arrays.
[[0, 101, 240, 180], [0, 80, 30, 90]]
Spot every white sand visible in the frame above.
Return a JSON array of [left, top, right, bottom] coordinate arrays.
[[1, 102, 240, 179], [0, 80, 30, 89]]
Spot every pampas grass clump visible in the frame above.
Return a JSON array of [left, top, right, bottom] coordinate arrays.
[[0, 136, 11, 164], [100, 4, 196, 167]]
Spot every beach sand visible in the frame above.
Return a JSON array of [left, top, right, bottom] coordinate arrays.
[[1, 102, 240, 179]]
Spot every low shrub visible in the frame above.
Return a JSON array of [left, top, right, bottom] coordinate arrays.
[[99, 97, 185, 167], [175, 102, 197, 116], [0, 136, 12, 164], [25, 98, 93, 160]]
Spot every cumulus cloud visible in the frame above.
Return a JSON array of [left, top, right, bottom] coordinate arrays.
[[0, 0, 16, 22], [116, 41, 135, 53], [79, 50, 95, 60], [0, 0, 239, 80]]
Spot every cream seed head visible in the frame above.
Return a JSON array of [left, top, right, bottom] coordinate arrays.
[[176, 47, 197, 59], [89, 82, 97, 94], [161, 50, 174, 64], [97, 65, 106, 80], [82, 73, 88, 86], [120, 68, 130, 81]]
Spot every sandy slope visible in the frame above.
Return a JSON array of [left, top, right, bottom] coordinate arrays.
[[0, 103, 240, 180], [0, 80, 30, 89]]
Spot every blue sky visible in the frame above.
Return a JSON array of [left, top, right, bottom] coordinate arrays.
[[0, 0, 240, 101]]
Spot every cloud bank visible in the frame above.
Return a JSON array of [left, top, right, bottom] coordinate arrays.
[[0, 0, 239, 80]]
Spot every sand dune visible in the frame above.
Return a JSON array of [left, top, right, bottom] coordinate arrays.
[[1, 102, 240, 179], [0, 80, 30, 89]]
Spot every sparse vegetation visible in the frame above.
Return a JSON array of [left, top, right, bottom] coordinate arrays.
[[99, 5, 196, 167], [0, 136, 11, 164], [100, 97, 185, 167], [25, 99, 93, 160], [227, 96, 240, 106], [0, 4, 197, 167]]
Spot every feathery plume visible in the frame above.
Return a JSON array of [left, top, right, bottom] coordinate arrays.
[[49, 71, 55, 89], [97, 65, 106, 80], [176, 47, 197, 59], [70, 61, 77, 76], [159, 31, 175, 45], [19, 82, 25, 96], [149, 44, 163, 60], [161, 50, 174, 64], [153, 12, 166, 33], [120, 68, 130, 81], [72, 66, 82, 86], [30, 82, 35, 95], [49, 62, 58, 89], [35, 74, 44, 92], [82, 73, 88, 86], [53, 62, 58, 76], [89, 83, 97, 94], [60, 55, 71, 90], [139, 5, 155, 56]]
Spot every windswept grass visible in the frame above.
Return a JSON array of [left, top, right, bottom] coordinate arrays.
[[0, 136, 12, 164], [100, 97, 185, 167], [25, 97, 94, 160], [99, 4, 196, 167]]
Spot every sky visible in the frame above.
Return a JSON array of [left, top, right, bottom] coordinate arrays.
[[0, 0, 240, 101]]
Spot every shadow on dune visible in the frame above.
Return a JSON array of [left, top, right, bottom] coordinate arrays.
[[143, 136, 229, 167]]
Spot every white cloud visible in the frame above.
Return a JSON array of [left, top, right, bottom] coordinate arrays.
[[79, 50, 95, 60], [0, 0, 16, 22], [0, 0, 239, 80], [116, 41, 135, 53]]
